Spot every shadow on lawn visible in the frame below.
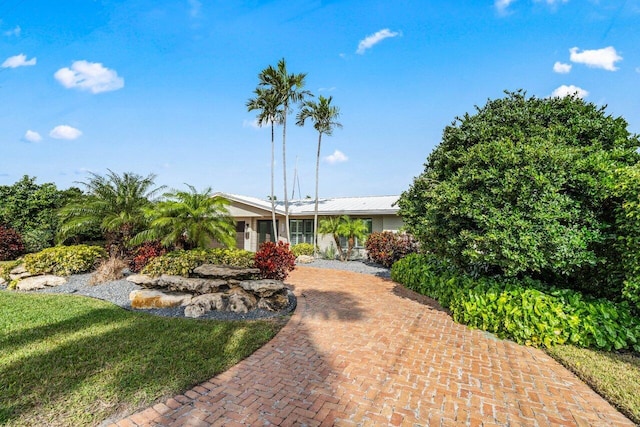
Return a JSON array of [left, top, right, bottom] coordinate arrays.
[[0, 300, 277, 425]]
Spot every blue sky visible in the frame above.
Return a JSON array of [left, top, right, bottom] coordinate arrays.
[[1, 0, 638, 198]]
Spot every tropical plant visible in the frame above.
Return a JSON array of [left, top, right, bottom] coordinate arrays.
[[296, 95, 342, 257], [318, 216, 345, 260], [0, 225, 24, 261], [398, 90, 640, 298], [131, 185, 235, 250], [291, 242, 315, 257], [254, 241, 296, 280], [338, 216, 369, 261], [247, 87, 283, 240], [24, 245, 106, 276], [255, 58, 310, 242], [57, 170, 164, 257]]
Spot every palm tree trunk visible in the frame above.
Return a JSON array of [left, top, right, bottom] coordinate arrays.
[[282, 111, 290, 243], [313, 133, 322, 257], [270, 123, 277, 240]]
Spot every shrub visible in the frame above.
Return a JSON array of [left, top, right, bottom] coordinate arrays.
[[0, 259, 23, 282], [23, 245, 107, 276], [142, 248, 255, 277], [254, 241, 296, 280], [391, 254, 640, 351], [291, 243, 315, 257], [89, 256, 128, 285], [22, 228, 54, 253], [0, 225, 25, 261], [365, 231, 419, 267], [397, 91, 640, 298], [130, 241, 167, 273]]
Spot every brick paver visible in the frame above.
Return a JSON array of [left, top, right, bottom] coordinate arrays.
[[110, 267, 634, 426]]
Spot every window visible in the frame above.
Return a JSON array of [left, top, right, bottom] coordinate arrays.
[[290, 219, 314, 245], [339, 218, 373, 249], [257, 220, 278, 245]]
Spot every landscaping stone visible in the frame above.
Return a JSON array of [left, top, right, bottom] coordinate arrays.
[[126, 274, 159, 287], [227, 287, 257, 313], [129, 289, 192, 309], [239, 279, 287, 298], [296, 255, 315, 264], [192, 264, 260, 280], [184, 293, 228, 318], [9, 265, 31, 281], [257, 292, 290, 311], [158, 275, 227, 294], [0, 277, 6, 286], [16, 275, 66, 291]]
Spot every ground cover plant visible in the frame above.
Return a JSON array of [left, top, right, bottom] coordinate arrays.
[[142, 248, 255, 277], [0, 291, 283, 426]]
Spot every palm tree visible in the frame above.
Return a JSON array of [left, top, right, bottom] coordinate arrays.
[[318, 215, 346, 260], [57, 170, 164, 257], [296, 95, 342, 257], [257, 58, 310, 242], [130, 185, 236, 250], [247, 87, 283, 241], [338, 216, 369, 261]]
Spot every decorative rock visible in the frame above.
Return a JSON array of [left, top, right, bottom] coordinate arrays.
[[129, 290, 192, 309], [227, 287, 257, 313], [10, 265, 32, 281], [257, 293, 290, 311], [184, 294, 228, 318], [296, 255, 315, 264], [126, 274, 159, 287], [0, 277, 6, 286], [16, 275, 66, 291], [193, 264, 260, 280], [159, 275, 227, 295], [239, 279, 287, 298]]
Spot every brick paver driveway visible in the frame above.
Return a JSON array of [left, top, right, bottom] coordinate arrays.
[[111, 267, 633, 426]]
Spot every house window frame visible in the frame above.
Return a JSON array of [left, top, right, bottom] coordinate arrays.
[[290, 219, 314, 245]]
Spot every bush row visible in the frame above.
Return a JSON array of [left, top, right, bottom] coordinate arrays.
[[142, 248, 255, 277], [24, 245, 107, 276], [391, 254, 640, 351], [365, 231, 419, 267], [291, 243, 315, 257]]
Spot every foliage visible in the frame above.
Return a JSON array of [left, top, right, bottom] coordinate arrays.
[[318, 215, 370, 261], [318, 216, 345, 259], [321, 242, 337, 260], [254, 241, 296, 280], [365, 231, 419, 268], [0, 176, 83, 252], [0, 259, 23, 283], [398, 91, 640, 298], [88, 256, 128, 285], [142, 248, 255, 277], [291, 242, 315, 257], [57, 170, 164, 257], [296, 95, 342, 256], [130, 240, 167, 273], [391, 254, 640, 351], [547, 345, 640, 425], [130, 185, 235, 250], [23, 245, 107, 276], [0, 225, 24, 261], [0, 291, 281, 426]]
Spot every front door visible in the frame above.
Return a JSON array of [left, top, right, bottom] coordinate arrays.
[[257, 220, 278, 246], [235, 221, 245, 249]]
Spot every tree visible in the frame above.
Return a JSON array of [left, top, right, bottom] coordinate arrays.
[[318, 216, 345, 260], [338, 216, 368, 261], [398, 90, 640, 298], [256, 58, 310, 242], [247, 87, 283, 241], [58, 170, 164, 257], [296, 95, 342, 257], [131, 185, 235, 250]]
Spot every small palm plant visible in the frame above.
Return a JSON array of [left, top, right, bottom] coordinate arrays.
[[338, 216, 368, 261]]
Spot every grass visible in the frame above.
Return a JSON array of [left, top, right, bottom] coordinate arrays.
[[546, 345, 640, 424], [0, 291, 285, 426]]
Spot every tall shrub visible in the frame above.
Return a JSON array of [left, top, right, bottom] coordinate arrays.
[[0, 225, 24, 261], [398, 91, 640, 299]]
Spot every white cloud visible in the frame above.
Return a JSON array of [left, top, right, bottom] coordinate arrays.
[[23, 130, 42, 142], [325, 150, 348, 164], [4, 25, 21, 36], [495, 0, 516, 14], [243, 119, 262, 129], [569, 46, 622, 71], [553, 61, 572, 73], [2, 53, 36, 68], [356, 29, 400, 55], [54, 60, 124, 94], [49, 125, 82, 140], [550, 85, 589, 99]]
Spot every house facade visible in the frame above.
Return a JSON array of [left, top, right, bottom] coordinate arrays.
[[215, 193, 403, 255]]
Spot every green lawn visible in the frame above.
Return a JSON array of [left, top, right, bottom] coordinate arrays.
[[0, 291, 285, 426], [547, 345, 640, 425]]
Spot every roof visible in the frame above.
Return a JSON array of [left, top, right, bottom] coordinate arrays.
[[215, 193, 400, 216]]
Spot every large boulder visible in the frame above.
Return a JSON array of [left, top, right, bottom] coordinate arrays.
[[129, 290, 192, 309], [193, 264, 260, 280], [239, 279, 287, 298], [10, 265, 32, 281], [16, 275, 66, 291], [184, 293, 228, 318], [227, 287, 257, 313], [126, 274, 160, 287], [158, 275, 227, 294], [257, 293, 290, 311]]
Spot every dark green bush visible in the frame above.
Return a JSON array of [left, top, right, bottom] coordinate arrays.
[[291, 243, 315, 257], [142, 248, 255, 277], [23, 245, 107, 276], [398, 91, 640, 299], [391, 254, 640, 351]]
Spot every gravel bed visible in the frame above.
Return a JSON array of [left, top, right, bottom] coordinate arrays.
[[296, 258, 391, 278]]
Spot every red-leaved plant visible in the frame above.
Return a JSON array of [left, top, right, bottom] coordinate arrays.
[[130, 241, 167, 273], [254, 241, 296, 280], [365, 231, 419, 268], [0, 225, 25, 261]]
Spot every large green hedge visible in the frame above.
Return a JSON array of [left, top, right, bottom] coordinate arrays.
[[392, 254, 640, 351], [23, 245, 107, 276]]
